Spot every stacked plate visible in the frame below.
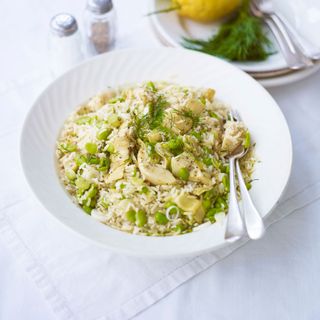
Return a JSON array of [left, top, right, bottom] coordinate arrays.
[[150, 0, 320, 87]]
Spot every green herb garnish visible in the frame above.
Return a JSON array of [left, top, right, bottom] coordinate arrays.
[[182, 0, 274, 61], [174, 108, 200, 128], [134, 95, 167, 140]]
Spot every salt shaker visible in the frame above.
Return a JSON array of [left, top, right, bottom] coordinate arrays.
[[83, 0, 117, 56], [49, 13, 84, 76]]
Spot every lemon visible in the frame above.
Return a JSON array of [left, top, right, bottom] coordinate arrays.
[[174, 0, 241, 22]]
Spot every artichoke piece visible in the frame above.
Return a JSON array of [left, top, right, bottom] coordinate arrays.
[[147, 130, 162, 143], [171, 152, 211, 185], [105, 135, 130, 184], [154, 142, 171, 168], [221, 120, 247, 154], [175, 192, 205, 223], [137, 147, 176, 185], [112, 136, 130, 162], [185, 99, 205, 115], [203, 88, 215, 102], [105, 165, 125, 184], [163, 109, 193, 134]]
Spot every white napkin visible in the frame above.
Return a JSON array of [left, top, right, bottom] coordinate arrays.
[[1, 72, 320, 320]]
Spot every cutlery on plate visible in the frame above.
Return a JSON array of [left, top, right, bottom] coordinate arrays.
[[224, 144, 246, 242], [232, 110, 265, 240], [224, 110, 265, 242], [250, 0, 313, 70]]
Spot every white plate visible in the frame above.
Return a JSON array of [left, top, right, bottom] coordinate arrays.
[[150, 0, 320, 86], [20, 48, 292, 258]]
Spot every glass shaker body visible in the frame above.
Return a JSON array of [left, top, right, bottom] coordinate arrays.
[[83, 7, 116, 56], [49, 14, 83, 77]]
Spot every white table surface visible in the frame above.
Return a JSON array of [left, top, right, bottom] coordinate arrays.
[[1, 1, 320, 319]]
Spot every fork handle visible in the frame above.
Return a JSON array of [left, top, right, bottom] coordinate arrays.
[[224, 157, 245, 242], [236, 160, 265, 240], [264, 13, 312, 69]]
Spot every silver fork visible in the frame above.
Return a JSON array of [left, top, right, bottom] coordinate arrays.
[[233, 110, 265, 239], [224, 145, 246, 242], [250, 0, 313, 69], [224, 111, 265, 242]]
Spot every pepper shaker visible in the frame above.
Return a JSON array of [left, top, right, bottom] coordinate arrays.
[[83, 0, 117, 56], [49, 13, 84, 76]]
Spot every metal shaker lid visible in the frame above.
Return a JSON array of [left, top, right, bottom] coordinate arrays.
[[86, 0, 113, 14], [50, 13, 78, 37]]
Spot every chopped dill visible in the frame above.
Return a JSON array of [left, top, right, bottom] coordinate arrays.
[[149, 95, 167, 129], [174, 108, 200, 127], [182, 0, 274, 62], [134, 95, 168, 140], [146, 81, 157, 92]]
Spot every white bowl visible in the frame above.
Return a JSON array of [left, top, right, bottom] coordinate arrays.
[[20, 48, 292, 258]]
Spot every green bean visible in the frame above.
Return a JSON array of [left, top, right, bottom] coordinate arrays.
[[96, 128, 112, 140], [76, 116, 91, 125], [65, 169, 76, 181], [164, 137, 184, 155], [206, 208, 219, 222], [221, 164, 230, 174], [222, 175, 229, 191], [136, 209, 147, 227], [98, 157, 110, 171], [87, 154, 99, 164], [82, 205, 92, 214], [60, 143, 77, 153], [108, 97, 125, 104], [204, 189, 215, 200], [140, 186, 149, 194], [177, 167, 189, 181], [108, 114, 122, 128], [86, 184, 98, 198], [125, 209, 136, 223], [75, 154, 87, 166], [174, 224, 186, 233], [85, 142, 98, 154], [155, 212, 168, 225], [106, 144, 115, 153], [202, 199, 212, 211], [164, 200, 176, 209], [203, 157, 213, 166], [243, 131, 251, 148], [75, 177, 91, 193], [215, 196, 227, 209]]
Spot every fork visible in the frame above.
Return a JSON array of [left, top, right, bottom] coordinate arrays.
[[224, 110, 265, 242], [250, 0, 313, 70], [232, 110, 265, 239]]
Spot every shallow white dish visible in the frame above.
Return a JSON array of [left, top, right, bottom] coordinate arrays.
[[20, 48, 292, 258], [150, 0, 320, 86]]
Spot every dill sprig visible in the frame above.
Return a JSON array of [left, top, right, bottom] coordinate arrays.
[[182, 0, 274, 61], [174, 108, 200, 127], [134, 95, 167, 140]]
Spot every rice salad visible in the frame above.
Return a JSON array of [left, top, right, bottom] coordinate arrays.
[[56, 82, 255, 236]]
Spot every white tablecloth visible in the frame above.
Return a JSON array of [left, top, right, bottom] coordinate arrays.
[[1, 1, 320, 319]]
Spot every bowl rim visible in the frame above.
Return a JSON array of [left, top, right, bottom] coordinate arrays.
[[20, 47, 293, 258]]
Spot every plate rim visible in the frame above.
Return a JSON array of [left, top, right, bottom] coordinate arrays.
[[149, 0, 319, 83]]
